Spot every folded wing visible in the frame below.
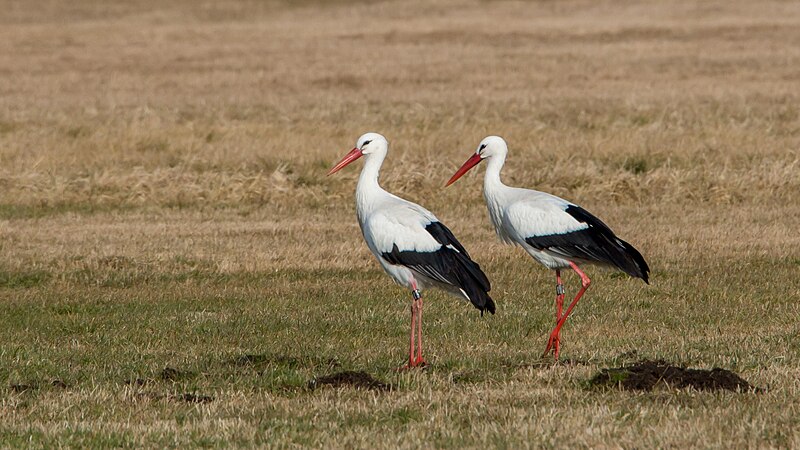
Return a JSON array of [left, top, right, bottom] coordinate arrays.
[[366, 209, 495, 314]]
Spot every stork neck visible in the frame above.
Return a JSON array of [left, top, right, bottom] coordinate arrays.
[[355, 152, 389, 217], [357, 152, 385, 191], [483, 153, 507, 191]]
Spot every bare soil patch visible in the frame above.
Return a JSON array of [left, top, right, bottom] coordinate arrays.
[[590, 360, 758, 392]]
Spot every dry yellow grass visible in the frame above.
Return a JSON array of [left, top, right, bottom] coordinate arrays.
[[1, 0, 799, 447]]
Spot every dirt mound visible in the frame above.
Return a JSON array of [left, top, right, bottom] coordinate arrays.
[[590, 360, 758, 392], [309, 371, 391, 391]]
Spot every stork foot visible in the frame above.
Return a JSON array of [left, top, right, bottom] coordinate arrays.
[[542, 329, 561, 359], [395, 358, 426, 371]]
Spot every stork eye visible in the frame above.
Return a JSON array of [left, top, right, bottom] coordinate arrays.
[[479, 144, 487, 151], [362, 140, 372, 147]]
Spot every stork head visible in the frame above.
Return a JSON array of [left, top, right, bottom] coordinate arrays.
[[327, 132, 388, 175], [446, 136, 508, 186]]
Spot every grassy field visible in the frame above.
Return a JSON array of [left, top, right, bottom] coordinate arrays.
[[1, 0, 800, 447]]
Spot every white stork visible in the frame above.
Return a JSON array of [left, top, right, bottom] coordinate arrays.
[[329, 132, 494, 369], [446, 136, 649, 359]]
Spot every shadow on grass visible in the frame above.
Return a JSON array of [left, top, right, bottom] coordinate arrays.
[[8, 379, 69, 394], [309, 371, 392, 392], [229, 353, 394, 392], [123, 367, 214, 404], [497, 356, 595, 371], [132, 392, 215, 404], [124, 367, 197, 387], [229, 353, 341, 372]]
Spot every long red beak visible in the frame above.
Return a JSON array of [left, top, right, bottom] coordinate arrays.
[[446, 153, 483, 186], [327, 148, 363, 175]]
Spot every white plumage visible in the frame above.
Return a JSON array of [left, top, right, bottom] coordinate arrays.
[[329, 132, 493, 369], [488, 187, 590, 269], [447, 135, 649, 359]]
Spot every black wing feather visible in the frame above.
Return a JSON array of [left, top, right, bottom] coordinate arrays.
[[381, 222, 495, 314], [424, 222, 470, 257], [525, 205, 650, 283]]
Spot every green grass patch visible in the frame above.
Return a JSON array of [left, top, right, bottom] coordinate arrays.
[[0, 270, 51, 289]]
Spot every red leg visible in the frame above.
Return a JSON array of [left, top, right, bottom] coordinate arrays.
[[414, 295, 426, 367], [543, 262, 591, 359], [554, 269, 565, 359], [396, 300, 417, 370], [398, 281, 426, 370]]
